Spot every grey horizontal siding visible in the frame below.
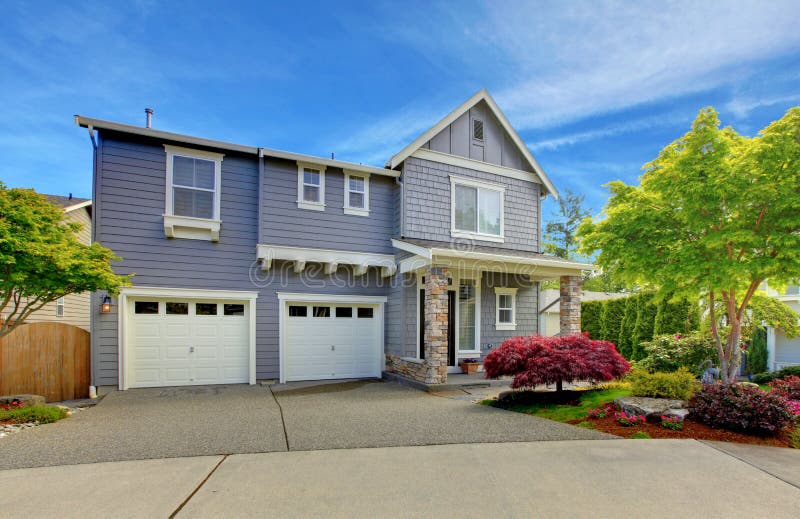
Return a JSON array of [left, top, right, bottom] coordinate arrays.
[[93, 132, 396, 386], [402, 157, 540, 251], [261, 158, 396, 254]]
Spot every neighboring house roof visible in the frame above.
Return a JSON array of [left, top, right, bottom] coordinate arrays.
[[73, 116, 398, 178], [540, 289, 628, 313], [44, 194, 92, 213], [385, 89, 559, 198]]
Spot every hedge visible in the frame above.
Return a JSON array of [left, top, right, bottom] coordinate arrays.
[[582, 293, 698, 360]]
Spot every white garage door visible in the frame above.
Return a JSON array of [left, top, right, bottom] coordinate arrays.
[[284, 303, 381, 382], [128, 299, 250, 388]]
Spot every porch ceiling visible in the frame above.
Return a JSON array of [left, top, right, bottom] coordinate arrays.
[[392, 238, 595, 279]]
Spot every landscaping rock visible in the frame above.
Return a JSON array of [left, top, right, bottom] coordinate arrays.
[[738, 382, 760, 390], [0, 394, 45, 407], [614, 396, 687, 422], [662, 408, 690, 422]]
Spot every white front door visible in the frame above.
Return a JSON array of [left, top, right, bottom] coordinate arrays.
[[127, 299, 250, 388], [284, 302, 382, 382]]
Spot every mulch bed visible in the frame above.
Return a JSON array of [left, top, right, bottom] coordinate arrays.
[[571, 415, 793, 448]]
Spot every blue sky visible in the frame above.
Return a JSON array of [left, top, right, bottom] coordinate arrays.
[[2, 1, 799, 223]]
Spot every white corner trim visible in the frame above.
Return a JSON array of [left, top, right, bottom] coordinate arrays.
[[391, 239, 433, 259], [117, 286, 258, 390], [277, 292, 388, 304], [163, 214, 221, 242], [256, 244, 396, 273]]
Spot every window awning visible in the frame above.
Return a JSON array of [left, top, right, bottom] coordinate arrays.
[[256, 244, 397, 277], [392, 239, 594, 280]]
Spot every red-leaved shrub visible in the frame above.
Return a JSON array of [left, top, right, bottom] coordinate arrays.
[[689, 383, 792, 436], [483, 333, 630, 390], [768, 375, 800, 401]]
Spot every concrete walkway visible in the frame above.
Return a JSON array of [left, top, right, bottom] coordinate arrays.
[[0, 380, 609, 470], [1, 440, 798, 518]]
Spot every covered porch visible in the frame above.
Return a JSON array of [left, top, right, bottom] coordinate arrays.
[[386, 239, 593, 385]]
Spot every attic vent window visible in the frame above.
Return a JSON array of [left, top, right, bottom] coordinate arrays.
[[472, 119, 484, 141]]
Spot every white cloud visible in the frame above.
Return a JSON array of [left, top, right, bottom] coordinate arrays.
[[332, 0, 800, 161], [725, 93, 800, 119]]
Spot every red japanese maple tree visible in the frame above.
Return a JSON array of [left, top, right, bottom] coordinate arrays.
[[483, 333, 630, 391]]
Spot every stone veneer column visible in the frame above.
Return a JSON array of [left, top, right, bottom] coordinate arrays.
[[424, 266, 450, 384], [559, 275, 582, 336]]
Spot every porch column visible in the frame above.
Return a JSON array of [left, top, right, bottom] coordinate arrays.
[[559, 275, 582, 335], [424, 266, 450, 384]]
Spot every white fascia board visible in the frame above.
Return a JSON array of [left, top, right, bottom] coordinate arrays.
[[400, 256, 432, 274], [75, 115, 397, 178], [257, 244, 396, 268], [391, 239, 433, 259], [277, 292, 388, 304], [429, 248, 596, 272], [120, 286, 258, 300], [62, 200, 92, 213]]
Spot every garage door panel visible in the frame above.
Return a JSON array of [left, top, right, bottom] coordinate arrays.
[[285, 302, 380, 382], [128, 297, 250, 388]]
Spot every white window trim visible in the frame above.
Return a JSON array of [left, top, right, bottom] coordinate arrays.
[[494, 287, 518, 331], [56, 297, 65, 317], [343, 170, 370, 216], [450, 175, 505, 243], [297, 161, 326, 211], [117, 286, 258, 391], [164, 145, 223, 242]]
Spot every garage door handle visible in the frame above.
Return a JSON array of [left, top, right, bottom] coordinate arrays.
[[331, 345, 335, 351], [189, 346, 195, 353]]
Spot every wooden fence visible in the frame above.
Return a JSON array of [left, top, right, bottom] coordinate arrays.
[[0, 322, 90, 402]]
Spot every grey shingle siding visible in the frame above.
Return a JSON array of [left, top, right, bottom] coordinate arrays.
[[401, 157, 540, 252], [479, 272, 538, 356]]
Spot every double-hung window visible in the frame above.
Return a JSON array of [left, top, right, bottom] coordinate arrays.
[[343, 171, 370, 216], [164, 145, 223, 241], [297, 162, 326, 211], [450, 176, 505, 242], [494, 287, 517, 330], [55, 297, 65, 318]]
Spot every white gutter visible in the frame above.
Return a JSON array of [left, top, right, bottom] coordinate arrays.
[[74, 116, 397, 178]]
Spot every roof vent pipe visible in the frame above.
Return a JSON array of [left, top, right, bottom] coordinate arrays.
[[145, 108, 154, 128]]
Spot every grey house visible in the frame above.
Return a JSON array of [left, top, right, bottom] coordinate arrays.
[[75, 89, 590, 390]]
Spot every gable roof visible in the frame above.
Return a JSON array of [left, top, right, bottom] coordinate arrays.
[[385, 89, 559, 198], [44, 194, 92, 213]]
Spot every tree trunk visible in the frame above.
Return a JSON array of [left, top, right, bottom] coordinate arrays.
[[723, 318, 743, 383], [556, 380, 563, 392]]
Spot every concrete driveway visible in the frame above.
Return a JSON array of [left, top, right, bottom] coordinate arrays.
[[1, 440, 798, 518], [0, 380, 611, 470]]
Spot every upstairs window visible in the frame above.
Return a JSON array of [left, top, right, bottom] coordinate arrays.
[[165, 146, 222, 221], [343, 171, 370, 216], [451, 176, 505, 241], [297, 162, 326, 211]]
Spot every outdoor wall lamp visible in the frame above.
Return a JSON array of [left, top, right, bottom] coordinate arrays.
[[100, 295, 113, 313]]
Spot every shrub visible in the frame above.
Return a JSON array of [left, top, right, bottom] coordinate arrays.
[[768, 376, 800, 401], [615, 411, 646, 426], [617, 296, 637, 359], [752, 366, 800, 384], [746, 327, 768, 376], [0, 405, 67, 424], [581, 300, 604, 340], [660, 415, 684, 431], [576, 421, 595, 429], [689, 384, 792, 435], [787, 400, 800, 419], [627, 368, 698, 400], [483, 333, 630, 391], [631, 295, 658, 360], [630, 431, 651, 439], [637, 332, 717, 375], [600, 298, 627, 345], [654, 298, 698, 336]]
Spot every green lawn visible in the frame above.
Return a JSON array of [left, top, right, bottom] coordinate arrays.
[[482, 387, 632, 423], [0, 405, 67, 424]]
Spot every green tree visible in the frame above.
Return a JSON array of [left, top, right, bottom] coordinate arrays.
[[617, 296, 637, 359], [0, 185, 130, 337], [631, 296, 658, 360], [543, 189, 591, 259], [580, 300, 604, 340], [600, 298, 626, 345], [578, 107, 800, 382]]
